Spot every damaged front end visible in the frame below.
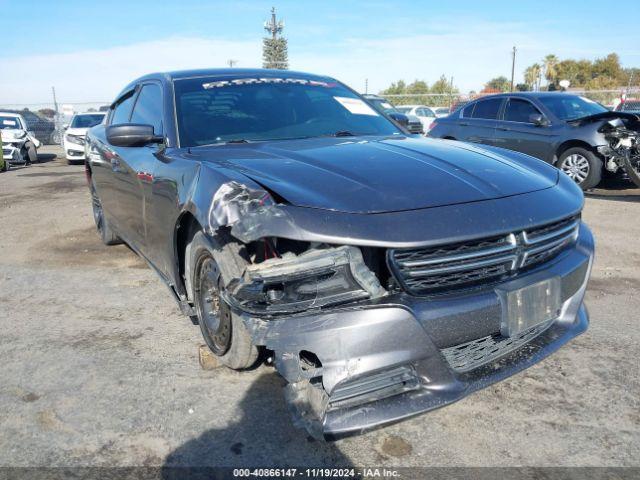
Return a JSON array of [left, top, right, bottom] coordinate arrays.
[[204, 180, 594, 439], [597, 116, 640, 187]]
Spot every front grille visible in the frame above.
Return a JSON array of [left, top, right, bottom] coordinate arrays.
[[389, 216, 580, 295], [441, 320, 553, 373]]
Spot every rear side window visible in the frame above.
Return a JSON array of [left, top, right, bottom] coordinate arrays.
[[471, 98, 502, 119], [504, 98, 542, 123], [130, 84, 163, 135], [110, 92, 136, 125]]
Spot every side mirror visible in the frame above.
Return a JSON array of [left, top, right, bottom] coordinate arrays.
[[63, 123, 69, 130], [529, 114, 548, 126], [106, 124, 164, 147], [388, 112, 409, 127]]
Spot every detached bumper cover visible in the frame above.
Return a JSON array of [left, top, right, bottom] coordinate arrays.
[[241, 223, 594, 438]]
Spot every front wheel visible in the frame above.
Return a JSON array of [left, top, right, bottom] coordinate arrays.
[[188, 231, 258, 370], [557, 147, 602, 190]]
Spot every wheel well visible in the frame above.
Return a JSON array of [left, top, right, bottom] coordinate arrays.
[[175, 212, 204, 296], [555, 140, 596, 164]]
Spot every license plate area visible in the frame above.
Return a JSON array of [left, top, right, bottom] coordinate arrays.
[[499, 277, 561, 337]]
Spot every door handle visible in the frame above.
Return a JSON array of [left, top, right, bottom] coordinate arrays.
[[497, 127, 511, 131], [459, 122, 469, 126]]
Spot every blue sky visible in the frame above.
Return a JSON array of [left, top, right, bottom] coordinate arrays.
[[3, 0, 640, 104]]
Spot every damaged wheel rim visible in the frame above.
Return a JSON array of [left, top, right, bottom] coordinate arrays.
[[197, 257, 232, 355], [560, 154, 590, 183]]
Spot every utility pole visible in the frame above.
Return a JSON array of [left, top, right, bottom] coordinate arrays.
[[51, 86, 59, 114], [449, 76, 454, 109], [510, 46, 517, 92], [227, 59, 238, 68], [365, 78, 368, 94]]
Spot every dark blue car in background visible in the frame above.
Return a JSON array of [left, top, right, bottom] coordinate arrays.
[[429, 92, 640, 190]]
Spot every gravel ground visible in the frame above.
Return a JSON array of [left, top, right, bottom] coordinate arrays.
[[0, 146, 638, 468]]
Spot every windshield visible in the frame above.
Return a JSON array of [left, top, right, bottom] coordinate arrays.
[[70, 114, 105, 128], [174, 77, 401, 147], [395, 106, 412, 114], [0, 116, 22, 130], [538, 95, 607, 121]]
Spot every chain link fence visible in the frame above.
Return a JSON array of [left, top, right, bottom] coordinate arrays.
[[0, 102, 110, 145], [2, 89, 639, 145], [379, 88, 640, 114]]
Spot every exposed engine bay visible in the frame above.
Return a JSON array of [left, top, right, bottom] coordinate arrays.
[[597, 115, 640, 187]]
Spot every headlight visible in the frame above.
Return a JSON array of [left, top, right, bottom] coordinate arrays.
[[225, 246, 385, 315], [65, 134, 85, 146]]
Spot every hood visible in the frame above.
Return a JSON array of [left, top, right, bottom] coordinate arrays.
[[568, 110, 640, 126], [1, 128, 27, 139], [66, 127, 89, 136], [195, 136, 558, 214]]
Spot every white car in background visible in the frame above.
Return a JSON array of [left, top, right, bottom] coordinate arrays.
[[0, 112, 40, 166], [396, 105, 438, 131], [63, 112, 105, 163], [433, 107, 451, 117]]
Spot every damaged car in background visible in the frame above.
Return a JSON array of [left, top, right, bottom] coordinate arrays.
[[86, 69, 594, 438], [0, 111, 40, 166], [428, 92, 640, 190]]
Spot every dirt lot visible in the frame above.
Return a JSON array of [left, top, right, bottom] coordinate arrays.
[[0, 146, 639, 469]]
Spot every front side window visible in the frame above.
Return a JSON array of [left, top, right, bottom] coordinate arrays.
[[503, 98, 542, 123], [110, 92, 136, 125], [70, 114, 105, 129], [130, 84, 163, 135], [471, 98, 502, 120], [173, 77, 401, 147]]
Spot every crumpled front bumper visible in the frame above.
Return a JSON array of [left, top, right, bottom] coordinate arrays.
[[2, 144, 24, 164], [241, 224, 594, 439]]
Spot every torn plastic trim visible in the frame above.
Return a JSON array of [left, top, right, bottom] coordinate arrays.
[[208, 181, 297, 243], [224, 245, 386, 315]]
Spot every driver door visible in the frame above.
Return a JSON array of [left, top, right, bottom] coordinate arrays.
[[110, 82, 165, 254]]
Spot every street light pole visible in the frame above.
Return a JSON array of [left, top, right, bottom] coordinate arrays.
[[510, 46, 517, 92]]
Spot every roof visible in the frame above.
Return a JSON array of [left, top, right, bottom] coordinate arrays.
[[0, 111, 23, 117], [475, 91, 588, 99]]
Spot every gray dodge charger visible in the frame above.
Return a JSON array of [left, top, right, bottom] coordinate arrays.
[[86, 69, 594, 438]]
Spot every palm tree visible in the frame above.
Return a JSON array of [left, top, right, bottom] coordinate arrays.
[[524, 63, 542, 91], [543, 54, 559, 87]]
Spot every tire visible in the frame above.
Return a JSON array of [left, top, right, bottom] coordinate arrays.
[[22, 142, 38, 164], [622, 153, 640, 189], [1, 159, 8, 172], [556, 147, 602, 190], [91, 183, 122, 245], [51, 131, 62, 145], [187, 230, 258, 370]]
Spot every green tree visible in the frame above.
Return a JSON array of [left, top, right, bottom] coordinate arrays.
[[484, 76, 510, 92], [543, 54, 559, 86], [262, 8, 288, 69], [380, 80, 407, 95], [592, 53, 623, 84], [262, 38, 288, 69], [406, 79, 429, 94], [431, 75, 457, 94]]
